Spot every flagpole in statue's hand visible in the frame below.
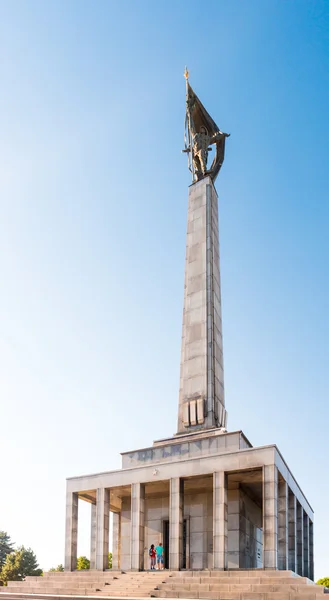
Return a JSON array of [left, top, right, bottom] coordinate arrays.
[[183, 66, 196, 182]]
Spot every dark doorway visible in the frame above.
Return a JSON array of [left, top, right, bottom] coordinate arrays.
[[163, 520, 170, 569], [163, 520, 187, 569]]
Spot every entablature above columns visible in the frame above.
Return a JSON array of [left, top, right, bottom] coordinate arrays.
[[66, 444, 313, 520]]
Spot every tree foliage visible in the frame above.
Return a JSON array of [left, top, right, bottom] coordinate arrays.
[[108, 553, 112, 569], [76, 556, 90, 570], [0, 547, 42, 584], [317, 578, 329, 587], [49, 564, 64, 572], [0, 532, 14, 569]]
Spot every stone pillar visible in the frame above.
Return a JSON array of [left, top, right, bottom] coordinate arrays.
[[213, 471, 228, 570], [96, 488, 110, 570], [227, 486, 240, 568], [303, 512, 310, 578], [288, 490, 297, 573], [64, 491, 78, 571], [263, 465, 278, 569], [278, 479, 288, 570], [296, 501, 304, 576], [131, 483, 145, 571], [112, 512, 121, 570], [177, 177, 227, 434], [90, 503, 97, 569], [309, 521, 314, 581], [169, 478, 184, 570]]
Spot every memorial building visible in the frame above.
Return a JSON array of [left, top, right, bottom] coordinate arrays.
[[64, 73, 314, 578]]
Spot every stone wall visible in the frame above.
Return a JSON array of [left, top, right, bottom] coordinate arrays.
[[239, 489, 263, 569], [228, 488, 240, 568], [227, 487, 262, 569], [122, 491, 214, 570], [122, 432, 250, 468], [143, 496, 169, 568], [184, 491, 213, 569], [120, 485, 262, 571]]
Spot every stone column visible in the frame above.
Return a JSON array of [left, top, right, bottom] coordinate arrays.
[[112, 512, 121, 570], [213, 471, 228, 570], [169, 478, 184, 570], [263, 465, 278, 569], [309, 521, 314, 581], [288, 490, 297, 573], [278, 479, 288, 570], [131, 483, 145, 571], [64, 491, 78, 571], [96, 488, 110, 570], [303, 512, 310, 578], [296, 502, 304, 576], [90, 503, 97, 569]]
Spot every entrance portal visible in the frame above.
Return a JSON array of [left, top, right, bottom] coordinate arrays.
[[163, 519, 187, 569], [163, 520, 169, 569]]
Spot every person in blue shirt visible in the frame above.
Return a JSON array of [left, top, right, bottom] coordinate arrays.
[[155, 542, 164, 570]]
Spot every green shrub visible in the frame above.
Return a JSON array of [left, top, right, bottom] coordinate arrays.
[[49, 565, 64, 572], [76, 556, 90, 570], [0, 547, 42, 584]]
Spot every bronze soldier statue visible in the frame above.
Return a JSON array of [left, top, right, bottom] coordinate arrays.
[[183, 69, 230, 183]]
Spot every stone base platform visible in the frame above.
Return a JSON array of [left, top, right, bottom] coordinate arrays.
[[0, 570, 327, 600]]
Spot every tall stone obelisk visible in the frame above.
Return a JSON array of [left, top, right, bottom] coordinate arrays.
[[177, 72, 229, 434]]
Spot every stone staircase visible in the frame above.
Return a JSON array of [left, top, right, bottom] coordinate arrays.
[[0, 570, 166, 598], [153, 571, 328, 600], [0, 570, 327, 600]]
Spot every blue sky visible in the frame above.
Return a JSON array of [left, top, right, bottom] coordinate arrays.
[[0, 0, 328, 579]]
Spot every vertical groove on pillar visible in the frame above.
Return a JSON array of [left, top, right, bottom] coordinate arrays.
[[288, 490, 297, 573], [96, 488, 109, 571], [213, 471, 228, 570], [64, 491, 78, 571], [297, 501, 304, 576], [263, 465, 278, 569], [90, 503, 97, 570], [278, 479, 288, 570], [169, 478, 184, 570], [131, 483, 145, 571]]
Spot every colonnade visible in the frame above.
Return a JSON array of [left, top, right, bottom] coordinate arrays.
[[65, 467, 314, 578], [263, 465, 314, 577]]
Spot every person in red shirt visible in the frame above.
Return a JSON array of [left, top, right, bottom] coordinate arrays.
[[149, 544, 156, 570]]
